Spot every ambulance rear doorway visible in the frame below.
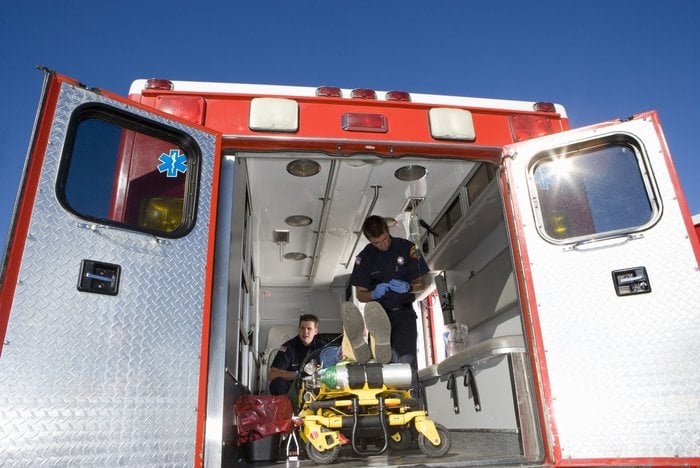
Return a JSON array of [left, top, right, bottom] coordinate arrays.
[[215, 152, 533, 465]]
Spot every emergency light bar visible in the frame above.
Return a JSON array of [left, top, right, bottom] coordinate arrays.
[[316, 87, 411, 102], [141, 79, 559, 141]]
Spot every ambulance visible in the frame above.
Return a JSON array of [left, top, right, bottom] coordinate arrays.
[[0, 68, 698, 467]]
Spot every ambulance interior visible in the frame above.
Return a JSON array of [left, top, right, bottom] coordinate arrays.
[[221, 152, 539, 465]]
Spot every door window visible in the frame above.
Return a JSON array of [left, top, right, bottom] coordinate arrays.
[[530, 137, 657, 242], [57, 105, 199, 237]]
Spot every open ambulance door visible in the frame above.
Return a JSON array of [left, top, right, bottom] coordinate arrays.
[[0, 71, 221, 466], [502, 111, 700, 466]]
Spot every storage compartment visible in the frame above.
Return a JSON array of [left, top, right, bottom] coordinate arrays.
[[234, 394, 292, 462], [242, 434, 282, 462], [426, 178, 503, 271]]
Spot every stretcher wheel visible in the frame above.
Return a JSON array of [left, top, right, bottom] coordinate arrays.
[[387, 427, 412, 451], [417, 423, 451, 458], [306, 440, 340, 465]]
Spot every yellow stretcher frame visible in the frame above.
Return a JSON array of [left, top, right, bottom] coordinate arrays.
[[295, 377, 450, 464]]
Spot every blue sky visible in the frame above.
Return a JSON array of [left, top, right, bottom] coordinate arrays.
[[1, 1, 699, 250]]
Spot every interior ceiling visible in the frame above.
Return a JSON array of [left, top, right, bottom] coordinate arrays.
[[244, 153, 476, 289]]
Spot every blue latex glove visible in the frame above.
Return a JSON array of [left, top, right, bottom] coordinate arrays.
[[371, 283, 390, 300], [388, 279, 410, 293]]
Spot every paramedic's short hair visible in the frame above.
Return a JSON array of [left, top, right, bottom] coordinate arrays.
[[299, 314, 319, 327], [362, 215, 388, 239]]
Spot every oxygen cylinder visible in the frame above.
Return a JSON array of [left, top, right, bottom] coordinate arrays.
[[320, 363, 413, 390]]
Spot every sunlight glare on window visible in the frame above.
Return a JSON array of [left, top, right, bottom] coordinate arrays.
[[548, 155, 574, 179], [531, 141, 655, 242]]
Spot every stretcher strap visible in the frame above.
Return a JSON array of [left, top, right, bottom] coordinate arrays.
[[347, 365, 366, 389], [364, 363, 384, 387]]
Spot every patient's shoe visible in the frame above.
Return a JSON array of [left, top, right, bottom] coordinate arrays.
[[364, 301, 392, 364], [341, 302, 371, 364]]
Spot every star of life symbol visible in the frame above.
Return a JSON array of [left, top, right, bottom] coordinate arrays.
[[534, 166, 555, 191], [157, 149, 188, 178]]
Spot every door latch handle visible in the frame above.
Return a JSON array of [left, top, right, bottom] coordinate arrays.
[[612, 266, 651, 296], [78, 260, 121, 295], [84, 272, 116, 283]]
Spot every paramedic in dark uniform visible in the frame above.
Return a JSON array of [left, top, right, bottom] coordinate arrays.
[[350, 215, 429, 372], [268, 314, 325, 395]]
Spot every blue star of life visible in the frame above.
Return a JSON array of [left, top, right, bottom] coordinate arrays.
[[157, 149, 188, 178]]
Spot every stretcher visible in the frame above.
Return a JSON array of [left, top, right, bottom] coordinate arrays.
[[293, 358, 451, 464]]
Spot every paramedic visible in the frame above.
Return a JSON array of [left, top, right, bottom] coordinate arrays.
[[350, 215, 429, 372], [268, 314, 325, 395]]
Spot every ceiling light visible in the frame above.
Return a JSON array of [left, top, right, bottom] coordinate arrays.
[[345, 159, 368, 168], [394, 165, 427, 181], [286, 159, 321, 177], [285, 215, 313, 227], [284, 252, 308, 261]]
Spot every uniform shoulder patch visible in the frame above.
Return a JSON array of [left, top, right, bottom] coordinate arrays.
[[278, 345, 287, 353], [355, 256, 361, 266], [409, 245, 420, 259]]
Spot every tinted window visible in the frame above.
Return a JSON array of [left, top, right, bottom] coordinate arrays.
[[433, 196, 462, 245], [532, 142, 654, 241], [466, 163, 496, 205], [58, 108, 198, 237]]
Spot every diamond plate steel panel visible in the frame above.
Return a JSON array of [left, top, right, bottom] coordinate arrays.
[[507, 116, 700, 460], [0, 82, 216, 466]]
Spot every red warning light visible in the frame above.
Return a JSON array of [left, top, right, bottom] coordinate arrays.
[[386, 91, 411, 102], [316, 86, 342, 97], [533, 102, 556, 113], [144, 79, 174, 91], [342, 113, 387, 133], [350, 89, 377, 100]]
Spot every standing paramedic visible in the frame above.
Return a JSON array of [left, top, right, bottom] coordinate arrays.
[[268, 314, 325, 395], [350, 215, 429, 371]]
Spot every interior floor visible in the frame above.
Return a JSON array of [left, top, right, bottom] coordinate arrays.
[[231, 430, 540, 467]]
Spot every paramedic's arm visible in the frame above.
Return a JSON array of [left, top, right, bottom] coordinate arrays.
[[355, 273, 430, 303], [269, 366, 296, 382], [355, 286, 374, 303]]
